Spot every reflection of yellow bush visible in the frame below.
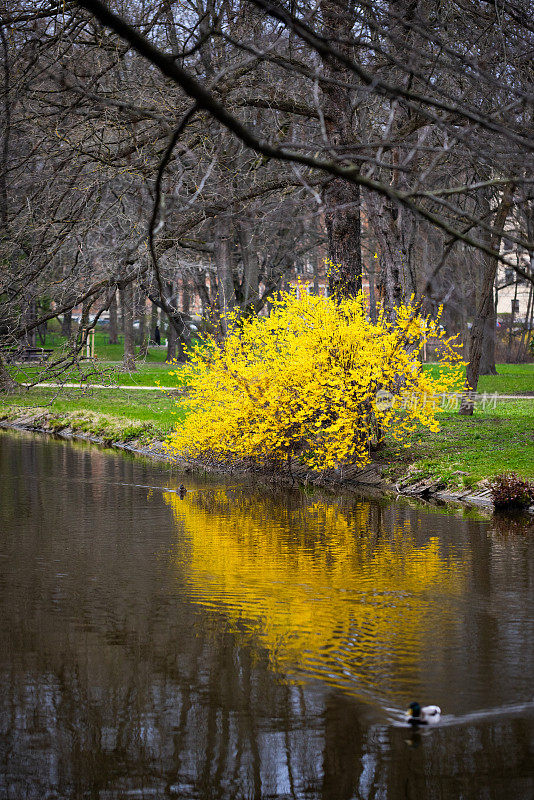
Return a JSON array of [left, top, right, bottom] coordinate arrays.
[[165, 490, 467, 696]]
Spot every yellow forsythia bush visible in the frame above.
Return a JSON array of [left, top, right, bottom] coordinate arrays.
[[167, 289, 464, 471]]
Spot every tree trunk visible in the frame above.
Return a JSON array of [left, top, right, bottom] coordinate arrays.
[[166, 315, 177, 362], [22, 298, 37, 347], [143, 281, 192, 361], [138, 314, 148, 357], [120, 283, 136, 371], [165, 280, 189, 362], [119, 288, 125, 336], [459, 273, 495, 415], [180, 278, 191, 359], [506, 281, 519, 362], [37, 319, 47, 346], [479, 263, 498, 375], [365, 171, 418, 320], [459, 184, 514, 415], [109, 290, 118, 344], [137, 293, 148, 357], [150, 300, 159, 343], [182, 276, 190, 316], [365, 4, 423, 318], [76, 299, 92, 360], [238, 220, 259, 310], [324, 180, 362, 298], [313, 254, 320, 296], [517, 282, 533, 361], [479, 309, 497, 375], [320, 0, 362, 299], [368, 254, 377, 323], [137, 310, 145, 347], [214, 214, 236, 334], [61, 310, 72, 338], [0, 352, 19, 393]]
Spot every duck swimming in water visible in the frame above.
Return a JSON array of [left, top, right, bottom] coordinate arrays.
[[405, 702, 441, 725]]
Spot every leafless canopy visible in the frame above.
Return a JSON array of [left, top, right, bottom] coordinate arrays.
[[1, 0, 533, 383]]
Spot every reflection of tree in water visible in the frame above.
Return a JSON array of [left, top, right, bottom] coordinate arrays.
[[0, 433, 533, 799], [164, 488, 467, 698]]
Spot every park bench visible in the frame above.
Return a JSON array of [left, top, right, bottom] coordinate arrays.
[[20, 347, 54, 362], [3, 346, 54, 363]]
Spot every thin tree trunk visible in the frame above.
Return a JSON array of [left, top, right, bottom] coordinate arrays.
[[22, 298, 37, 347], [138, 315, 148, 357], [182, 276, 190, 316], [479, 308, 497, 375], [76, 299, 92, 360], [214, 214, 236, 334], [459, 184, 514, 415], [313, 254, 320, 296], [144, 280, 192, 362], [166, 315, 177, 361], [193, 268, 212, 317], [61, 310, 72, 338], [506, 281, 518, 362], [119, 288, 125, 336], [37, 319, 47, 346], [0, 25, 10, 232], [180, 277, 191, 360], [0, 352, 19, 393], [363, 4, 422, 318], [109, 290, 118, 344], [238, 220, 259, 310], [459, 272, 496, 414], [165, 280, 189, 362], [149, 300, 159, 343], [138, 293, 148, 357], [368, 255, 377, 323], [517, 282, 533, 361], [120, 283, 136, 371], [480, 257, 499, 375]]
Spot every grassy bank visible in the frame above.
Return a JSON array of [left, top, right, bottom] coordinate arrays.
[[1, 379, 532, 491], [0, 386, 184, 445], [380, 400, 534, 489]]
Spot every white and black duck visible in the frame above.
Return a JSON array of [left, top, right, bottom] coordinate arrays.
[[405, 702, 441, 725]]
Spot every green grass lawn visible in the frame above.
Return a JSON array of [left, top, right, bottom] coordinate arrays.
[[381, 399, 534, 485], [0, 385, 185, 443], [6, 385, 183, 424], [9, 357, 184, 388], [41, 330, 169, 362], [423, 362, 534, 395]]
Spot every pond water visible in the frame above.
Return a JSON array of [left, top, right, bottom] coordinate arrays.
[[0, 429, 533, 800]]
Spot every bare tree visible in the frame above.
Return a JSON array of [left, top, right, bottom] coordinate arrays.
[[1, 0, 533, 397]]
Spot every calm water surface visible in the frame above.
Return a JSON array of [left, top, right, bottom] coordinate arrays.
[[0, 430, 533, 799]]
